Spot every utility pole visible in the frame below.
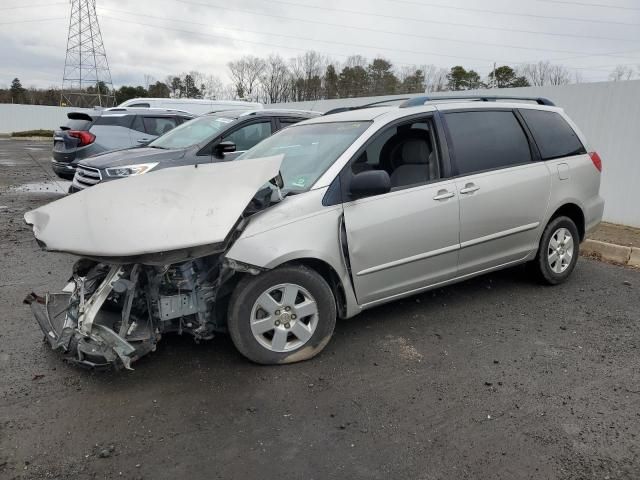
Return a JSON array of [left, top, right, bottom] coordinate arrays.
[[61, 0, 116, 107]]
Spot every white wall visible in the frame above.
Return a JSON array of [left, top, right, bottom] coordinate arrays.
[[276, 80, 640, 228], [1, 81, 638, 227], [0, 104, 92, 134]]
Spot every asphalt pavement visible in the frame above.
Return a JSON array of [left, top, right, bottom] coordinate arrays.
[[1, 138, 639, 480]]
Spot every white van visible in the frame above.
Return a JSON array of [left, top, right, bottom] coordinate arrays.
[[117, 98, 263, 115]]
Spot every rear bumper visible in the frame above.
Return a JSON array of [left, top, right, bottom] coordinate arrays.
[[51, 159, 77, 179]]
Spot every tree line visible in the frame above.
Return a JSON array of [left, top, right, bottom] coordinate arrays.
[[2, 53, 638, 106]]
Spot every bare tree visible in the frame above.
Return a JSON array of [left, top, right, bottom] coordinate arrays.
[[519, 61, 571, 86], [143, 74, 155, 90], [573, 71, 584, 84], [547, 64, 571, 86], [519, 62, 550, 86], [344, 55, 367, 68], [201, 74, 225, 99], [423, 65, 449, 92], [260, 54, 291, 104], [609, 65, 635, 82], [290, 51, 326, 101], [228, 56, 266, 101]]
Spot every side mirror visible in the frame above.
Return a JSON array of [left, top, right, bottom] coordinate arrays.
[[214, 140, 236, 158], [349, 170, 391, 199]]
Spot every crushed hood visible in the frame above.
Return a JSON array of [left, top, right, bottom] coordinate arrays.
[[25, 155, 283, 262]]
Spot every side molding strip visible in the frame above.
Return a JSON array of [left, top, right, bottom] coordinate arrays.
[[460, 222, 540, 249], [356, 244, 460, 277]]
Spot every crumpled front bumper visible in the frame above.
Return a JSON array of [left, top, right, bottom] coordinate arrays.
[[25, 291, 142, 370]]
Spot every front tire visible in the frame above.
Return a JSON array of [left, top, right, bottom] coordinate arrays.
[[227, 265, 337, 365], [532, 216, 580, 285]]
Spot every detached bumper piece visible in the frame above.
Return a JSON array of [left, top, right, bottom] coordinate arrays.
[[24, 265, 157, 370]]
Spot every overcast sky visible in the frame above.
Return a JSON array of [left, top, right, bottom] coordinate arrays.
[[1, 0, 639, 89]]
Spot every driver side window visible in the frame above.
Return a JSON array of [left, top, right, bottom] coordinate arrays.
[[222, 121, 272, 152], [350, 118, 439, 191]]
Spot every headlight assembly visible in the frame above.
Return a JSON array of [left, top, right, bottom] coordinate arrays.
[[105, 162, 159, 177]]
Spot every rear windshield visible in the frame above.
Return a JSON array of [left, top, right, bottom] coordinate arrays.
[[519, 109, 586, 160], [239, 121, 372, 192], [93, 115, 133, 128], [148, 115, 236, 149], [65, 118, 92, 130]]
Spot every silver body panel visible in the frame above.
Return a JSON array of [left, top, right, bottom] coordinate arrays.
[[32, 100, 605, 319], [227, 102, 604, 317]]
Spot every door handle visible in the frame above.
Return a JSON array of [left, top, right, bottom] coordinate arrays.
[[433, 190, 455, 201], [460, 183, 480, 195]]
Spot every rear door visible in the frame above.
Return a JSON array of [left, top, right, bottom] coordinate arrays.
[[443, 109, 551, 276]]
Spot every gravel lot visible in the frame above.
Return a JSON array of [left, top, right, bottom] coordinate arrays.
[[1, 138, 639, 480]]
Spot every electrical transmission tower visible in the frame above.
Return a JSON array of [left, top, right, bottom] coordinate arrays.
[[61, 0, 116, 108]]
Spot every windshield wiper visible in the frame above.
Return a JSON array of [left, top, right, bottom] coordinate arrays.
[[148, 145, 167, 149]]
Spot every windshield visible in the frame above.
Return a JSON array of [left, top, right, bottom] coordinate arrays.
[[148, 115, 236, 149], [239, 121, 372, 192]]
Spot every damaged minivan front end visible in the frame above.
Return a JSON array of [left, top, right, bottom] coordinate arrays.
[[24, 156, 283, 369]]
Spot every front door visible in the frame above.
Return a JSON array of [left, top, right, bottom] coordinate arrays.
[[342, 116, 460, 306]]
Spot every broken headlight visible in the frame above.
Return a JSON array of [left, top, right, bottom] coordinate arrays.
[[105, 162, 158, 177]]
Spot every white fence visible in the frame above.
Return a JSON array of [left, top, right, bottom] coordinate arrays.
[[1, 80, 639, 227], [276, 80, 640, 228], [0, 104, 91, 135]]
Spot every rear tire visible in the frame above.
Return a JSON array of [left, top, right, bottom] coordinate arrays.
[[531, 216, 580, 285], [227, 265, 337, 365]]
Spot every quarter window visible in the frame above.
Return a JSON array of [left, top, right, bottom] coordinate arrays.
[[519, 109, 586, 160], [445, 111, 532, 175]]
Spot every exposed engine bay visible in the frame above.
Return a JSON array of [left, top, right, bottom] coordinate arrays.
[[25, 254, 257, 369]]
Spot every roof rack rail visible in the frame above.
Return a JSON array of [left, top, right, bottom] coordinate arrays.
[[323, 97, 412, 116], [400, 95, 555, 108]]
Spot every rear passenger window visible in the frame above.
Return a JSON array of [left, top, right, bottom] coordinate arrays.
[[94, 115, 133, 128], [519, 109, 586, 160], [445, 111, 532, 175], [279, 118, 304, 128], [142, 117, 178, 136]]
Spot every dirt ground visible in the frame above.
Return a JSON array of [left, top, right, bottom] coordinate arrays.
[[1, 138, 639, 480], [589, 222, 640, 248]]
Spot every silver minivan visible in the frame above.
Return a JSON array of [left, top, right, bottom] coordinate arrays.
[[25, 96, 604, 369]]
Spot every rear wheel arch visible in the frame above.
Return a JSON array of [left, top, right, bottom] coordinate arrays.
[[548, 203, 585, 241]]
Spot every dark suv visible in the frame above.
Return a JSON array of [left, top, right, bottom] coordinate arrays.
[[70, 109, 319, 192], [52, 108, 194, 179]]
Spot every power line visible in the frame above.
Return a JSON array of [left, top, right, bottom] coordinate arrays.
[[227, 0, 640, 44], [97, 11, 517, 65], [0, 17, 66, 25], [537, 0, 640, 11], [387, 0, 640, 26], [99, 5, 633, 61], [0, 2, 67, 10], [173, 0, 640, 67], [99, 11, 638, 76]]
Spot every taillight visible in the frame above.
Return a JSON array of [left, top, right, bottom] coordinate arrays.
[[589, 152, 602, 172], [68, 130, 95, 147]]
